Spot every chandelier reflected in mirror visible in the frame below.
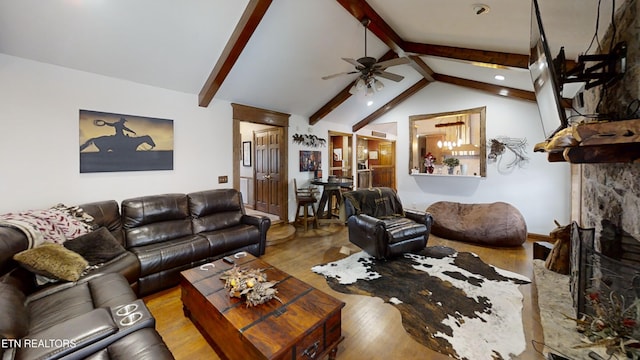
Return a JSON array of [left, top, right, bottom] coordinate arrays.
[[435, 116, 478, 155]]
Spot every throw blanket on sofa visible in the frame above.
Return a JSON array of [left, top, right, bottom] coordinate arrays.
[[343, 187, 404, 219], [0, 204, 95, 248]]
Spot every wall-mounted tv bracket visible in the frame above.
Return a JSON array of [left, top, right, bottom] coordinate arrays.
[[555, 41, 627, 91]]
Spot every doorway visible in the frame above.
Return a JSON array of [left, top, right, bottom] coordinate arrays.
[[232, 104, 289, 222], [254, 127, 283, 216], [356, 135, 396, 189], [328, 131, 352, 178]]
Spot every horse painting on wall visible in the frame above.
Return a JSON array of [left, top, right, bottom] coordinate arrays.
[[79, 110, 174, 173]]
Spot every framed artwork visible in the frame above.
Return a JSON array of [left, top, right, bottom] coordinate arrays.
[[242, 141, 252, 167], [299, 150, 321, 172], [369, 150, 378, 160], [79, 110, 173, 173]]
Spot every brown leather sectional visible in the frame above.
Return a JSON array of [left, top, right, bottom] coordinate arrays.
[[0, 188, 271, 359]]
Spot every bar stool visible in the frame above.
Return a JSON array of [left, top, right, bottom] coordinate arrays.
[[293, 179, 319, 231]]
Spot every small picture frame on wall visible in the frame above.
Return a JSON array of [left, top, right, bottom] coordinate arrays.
[[242, 141, 251, 167], [369, 150, 378, 160]]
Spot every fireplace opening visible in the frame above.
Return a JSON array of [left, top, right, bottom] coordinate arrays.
[[570, 221, 640, 353]]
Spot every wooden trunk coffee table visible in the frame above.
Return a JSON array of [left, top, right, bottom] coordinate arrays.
[[180, 253, 345, 360]]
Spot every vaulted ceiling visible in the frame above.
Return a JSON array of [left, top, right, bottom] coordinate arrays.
[[0, 0, 621, 131]]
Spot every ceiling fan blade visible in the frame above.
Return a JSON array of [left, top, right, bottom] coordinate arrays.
[[375, 71, 404, 82], [321, 71, 356, 80], [374, 57, 410, 69], [342, 58, 362, 68]]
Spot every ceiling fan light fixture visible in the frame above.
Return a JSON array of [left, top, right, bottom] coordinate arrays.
[[321, 16, 405, 96], [350, 77, 366, 94], [365, 85, 375, 97], [373, 79, 384, 91]]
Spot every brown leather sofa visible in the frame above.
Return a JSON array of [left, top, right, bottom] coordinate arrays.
[[0, 188, 270, 359], [122, 189, 270, 296], [0, 242, 174, 360], [343, 187, 434, 259]]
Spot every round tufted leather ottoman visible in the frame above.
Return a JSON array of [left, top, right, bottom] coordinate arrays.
[[426, 201, 527, 246]]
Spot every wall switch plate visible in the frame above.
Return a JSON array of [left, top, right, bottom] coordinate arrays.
[[218, 176, 228, 183]]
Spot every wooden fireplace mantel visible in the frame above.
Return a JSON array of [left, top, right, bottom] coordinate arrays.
[[534, 118, 640, 164]]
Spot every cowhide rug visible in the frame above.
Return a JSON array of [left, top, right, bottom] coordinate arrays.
[[311, 246, 531, 360]]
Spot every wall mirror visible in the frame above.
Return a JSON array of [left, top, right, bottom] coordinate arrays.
[[409, 106, 486, 177]]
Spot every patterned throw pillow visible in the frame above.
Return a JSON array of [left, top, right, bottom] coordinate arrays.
[[13, 243, 88, 282]]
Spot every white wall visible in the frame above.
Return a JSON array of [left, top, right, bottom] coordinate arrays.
[[0, 54, 233, 213], [370, 82, 571, 235]]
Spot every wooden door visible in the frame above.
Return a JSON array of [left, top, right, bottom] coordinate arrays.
[[372, 142, 395, 189], [254, 128, 282, 215]]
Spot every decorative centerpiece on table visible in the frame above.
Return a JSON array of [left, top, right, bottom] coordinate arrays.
[[220, 266, 281, 307], [443, 157, 460, 175], [424, 152, 436, 174]]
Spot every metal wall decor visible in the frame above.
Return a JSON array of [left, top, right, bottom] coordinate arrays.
[[292, 133, 326, 147], [487, 137, 529, 170]]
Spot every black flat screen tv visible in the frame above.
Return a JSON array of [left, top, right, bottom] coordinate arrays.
[[529, 0, 569, 141]]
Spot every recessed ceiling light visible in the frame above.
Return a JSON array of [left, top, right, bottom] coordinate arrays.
[[367, 100, 373, 106], [494, 75, 505, 81]]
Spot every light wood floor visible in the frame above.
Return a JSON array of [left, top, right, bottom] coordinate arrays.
[[144, 224, 545, 360]]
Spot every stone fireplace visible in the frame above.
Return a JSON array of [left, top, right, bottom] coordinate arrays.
[[569, 0, 640, 342]]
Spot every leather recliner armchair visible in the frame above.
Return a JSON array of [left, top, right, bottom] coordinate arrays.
[[343, 187, 434, 260]]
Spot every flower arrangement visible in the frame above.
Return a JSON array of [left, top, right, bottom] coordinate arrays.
[[424, 152, 436, 173], [220, 266, 281, 307], [443, 157, 460, 168], [572, 288, 640, 357], [424, 152, 435, 167]]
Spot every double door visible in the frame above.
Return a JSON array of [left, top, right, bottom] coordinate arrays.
[[254, 128, 283, 216]]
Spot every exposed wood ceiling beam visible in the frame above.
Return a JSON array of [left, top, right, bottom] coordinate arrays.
[[336, 0, 406, 56], [198, 0, 272, 107], [309, 84, 353, 126], [408, 55, 435, 82], [405, 42, 577, 71], [433, 74, 537, 102], [405, 42, 528, 69], [352, 78, 431, 132]]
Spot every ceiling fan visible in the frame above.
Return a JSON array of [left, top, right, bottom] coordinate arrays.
[[322, 18, 409, 95]]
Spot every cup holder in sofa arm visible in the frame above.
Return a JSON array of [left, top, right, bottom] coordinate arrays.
[[119, 312, 144, 327], [110, 299, 154, 330], [115, 303, 138, 317]]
